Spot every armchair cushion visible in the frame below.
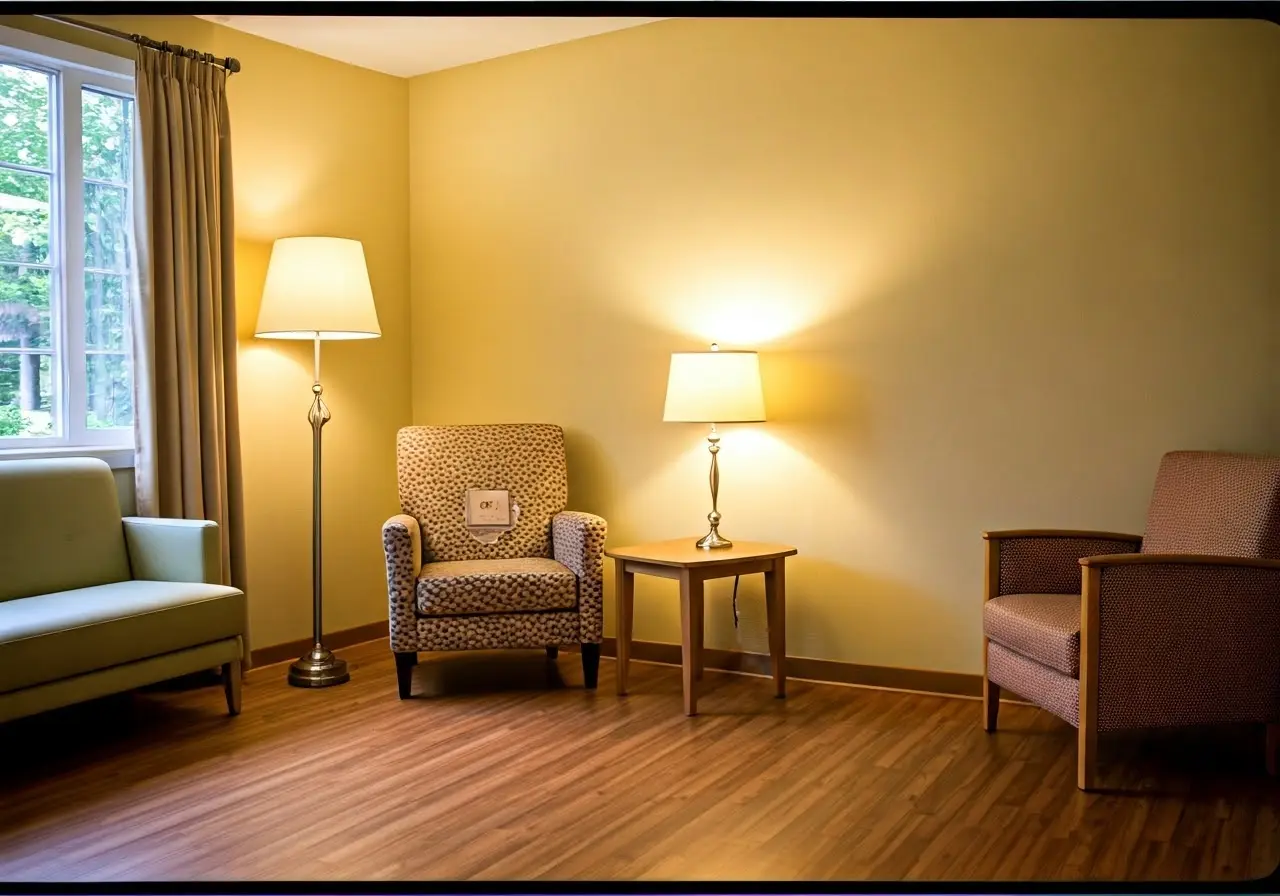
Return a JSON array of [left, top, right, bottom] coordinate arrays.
[[396, 425, 569, 563], [1141, 451, 1280, 559], [0, 579, 244, 693], [983, 593, 1080, 677], [987, 640, 1080, 727], [417, 558, 578, 616]]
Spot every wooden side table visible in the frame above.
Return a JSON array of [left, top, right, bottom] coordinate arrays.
[[604, 538, 798, 716]]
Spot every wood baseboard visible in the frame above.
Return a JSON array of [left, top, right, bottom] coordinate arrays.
[[581, 637, 984, 699], [250, 620, 389, 670], [251, 625, 1003, 703]]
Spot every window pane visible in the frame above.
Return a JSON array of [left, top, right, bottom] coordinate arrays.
[[0, 350, 55, 437], [86, 350, 131, 429], [82, 88, 132, 184], [84, 271, 127, 351], [0, 63, 51, 170], [0, 169, 51, 264], [0, 264, 52, 349], [84, 182, 128, 272]]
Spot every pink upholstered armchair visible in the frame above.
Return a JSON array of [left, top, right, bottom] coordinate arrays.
[[382, 425, 607, 699], [982, 450, 1280, 790]]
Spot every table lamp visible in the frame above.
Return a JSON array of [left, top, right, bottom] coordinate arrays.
[[254, 237, 381, 688], [662, 343, 766, 549]]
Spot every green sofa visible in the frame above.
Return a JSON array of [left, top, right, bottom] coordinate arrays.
[[0, 457, 246, 723]]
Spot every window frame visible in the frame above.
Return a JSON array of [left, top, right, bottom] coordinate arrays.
[[0, 24, 136, 468]]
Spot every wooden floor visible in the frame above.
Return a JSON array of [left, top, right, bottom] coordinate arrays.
[[0, 640, 1276, 882]]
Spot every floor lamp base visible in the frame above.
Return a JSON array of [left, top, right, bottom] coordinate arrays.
[[288, 644, 350, 688]]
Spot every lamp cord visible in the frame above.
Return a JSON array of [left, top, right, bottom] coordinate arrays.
[[732, 575, 740, 628]]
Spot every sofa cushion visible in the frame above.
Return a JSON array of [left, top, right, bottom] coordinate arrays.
[[417, 557, 578, 616], [983, 593, 1080, 678], [0, 458, 131, 603], [0, 580, 245, 693]]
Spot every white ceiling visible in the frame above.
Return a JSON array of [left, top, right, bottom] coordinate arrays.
[[197, 15, 663, 78]]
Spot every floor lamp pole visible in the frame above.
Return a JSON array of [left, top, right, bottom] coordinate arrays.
[[288, 333, 350, 688]]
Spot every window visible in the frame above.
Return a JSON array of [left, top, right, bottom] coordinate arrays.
[[0, 27, 135, 462]]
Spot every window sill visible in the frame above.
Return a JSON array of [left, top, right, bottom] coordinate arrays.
[[0, 445, 135, 470]]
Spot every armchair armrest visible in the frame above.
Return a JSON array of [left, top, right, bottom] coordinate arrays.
[[123, 517, 221, 584], [1079, 553, 1280, 732], [552, 510, 607, 642], [382, 514, 422, 652], [983, 530, 1143, 597], [985, 529, 1143, 542], [1080, 553, 1280, 570]]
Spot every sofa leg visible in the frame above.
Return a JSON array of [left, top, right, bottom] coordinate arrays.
[[1267, 724, 1279, 776], [581, 643, 600, 690], [982, 677, 1000, 732], [545, 646, 559, 660], [395, 651, 418, 700], [222, 659, 242, 716]]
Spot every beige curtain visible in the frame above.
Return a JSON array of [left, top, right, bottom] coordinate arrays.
[[131, 47, 249, 661]]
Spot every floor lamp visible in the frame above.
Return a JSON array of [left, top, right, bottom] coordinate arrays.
[[254, 237, 382, 688]]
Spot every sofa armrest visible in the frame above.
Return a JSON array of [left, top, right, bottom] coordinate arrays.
[[123, 517, 221, 584], [552, 510, 607, 643], [382, 514, 422, 652], [982, 530, 1143, 597], [1079, 554, 1280, 732]]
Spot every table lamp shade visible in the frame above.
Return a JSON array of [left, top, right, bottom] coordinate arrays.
[[662, 349, 766, 423], [254, 237, 381, 340]]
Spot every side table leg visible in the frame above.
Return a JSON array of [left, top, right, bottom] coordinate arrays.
[[680, 569, 703, 716], [765, 560, 787, 698], [692, 581, 704, 682], [615, 559, 633, 696]]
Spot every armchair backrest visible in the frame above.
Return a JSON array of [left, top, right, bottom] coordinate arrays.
[[0, 457, 132, 602], [1141, 450, 1280, 559], [396, 424, 569, 562]]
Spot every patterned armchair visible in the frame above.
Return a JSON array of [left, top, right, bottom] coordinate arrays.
[[982, 450, 1280, 790], [382, 424, 607, 698]]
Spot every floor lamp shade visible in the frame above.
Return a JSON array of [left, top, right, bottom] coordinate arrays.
[[254, 237, 381, 340]]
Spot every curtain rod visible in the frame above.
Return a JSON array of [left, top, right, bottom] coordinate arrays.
[[34, 14, 242, 74]]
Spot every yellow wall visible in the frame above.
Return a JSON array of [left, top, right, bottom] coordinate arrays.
[[408, 18, 1280, 674], [5, 16, 1277, 674], [3, 15, 411, 653]]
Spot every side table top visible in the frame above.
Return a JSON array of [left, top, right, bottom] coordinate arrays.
[[605, 538, 797, 568]]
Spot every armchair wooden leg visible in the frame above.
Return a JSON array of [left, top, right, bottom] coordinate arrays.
[[545, 646, 559, 660], [581, 643, 600, 690], [983, 677, 1000, 732], [1077, 719, 1098, 791], [1267, 723, 1279, 777], [982, 636, 999, 731], [222, 659, 241, 716], [395, 651, 418, 700]]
